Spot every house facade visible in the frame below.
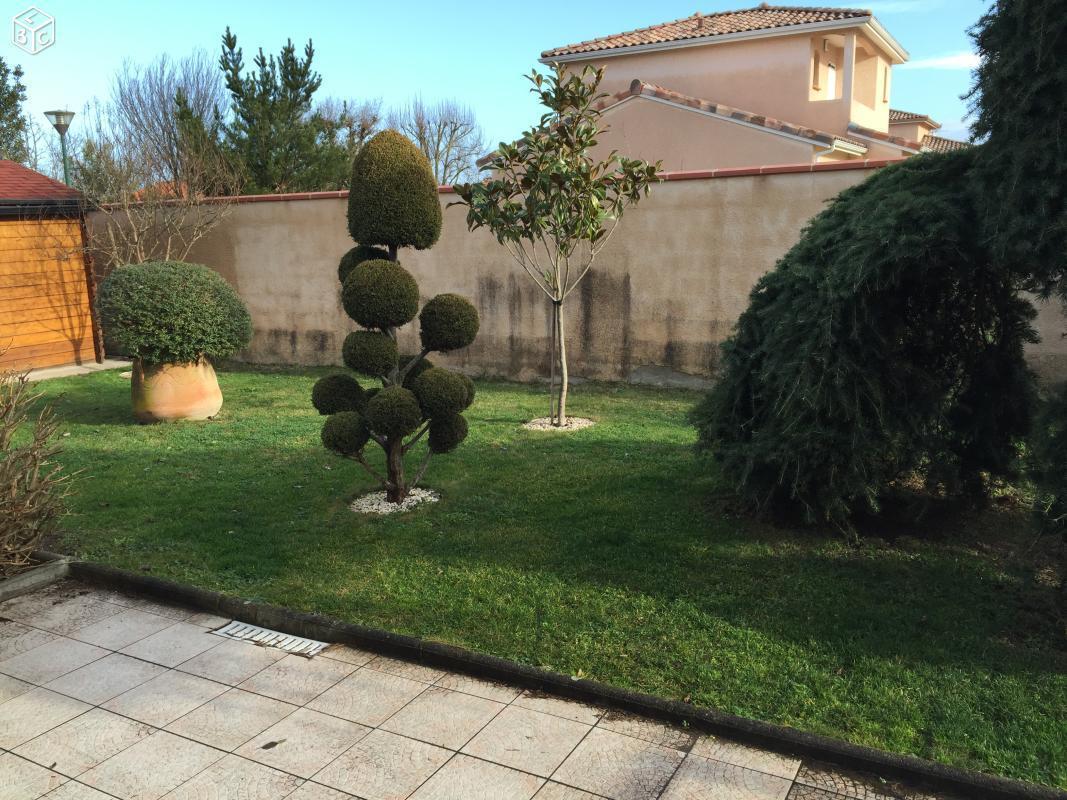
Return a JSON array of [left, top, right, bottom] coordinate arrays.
[[541, 4, 969, 170]]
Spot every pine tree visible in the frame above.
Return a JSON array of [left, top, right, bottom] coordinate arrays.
[[218, 28, 324, 193]]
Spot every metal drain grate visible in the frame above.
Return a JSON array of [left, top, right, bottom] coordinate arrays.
[[212, 621, 327, 656]]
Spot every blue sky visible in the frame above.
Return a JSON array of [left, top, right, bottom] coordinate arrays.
[[5, 0, 989, 149]]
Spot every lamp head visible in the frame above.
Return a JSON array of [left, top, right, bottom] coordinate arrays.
[[44, 109, 75, 135]]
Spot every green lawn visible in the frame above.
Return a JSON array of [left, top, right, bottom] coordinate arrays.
[[31, 366, 1065, 789]]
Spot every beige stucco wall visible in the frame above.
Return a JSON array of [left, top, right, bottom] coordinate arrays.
[[163, 169, 1065, 386], [595, 97, 816, 171]]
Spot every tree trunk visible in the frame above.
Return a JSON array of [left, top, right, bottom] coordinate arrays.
[[385, 436, 407, 503], [556, 301, 568, 426]]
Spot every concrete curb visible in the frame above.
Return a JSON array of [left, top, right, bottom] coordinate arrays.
[[35, 553, 1065, 800], [0, 554, 70, 603]]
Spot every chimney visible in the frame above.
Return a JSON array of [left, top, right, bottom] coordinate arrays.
[[694, 11, 704, 30]]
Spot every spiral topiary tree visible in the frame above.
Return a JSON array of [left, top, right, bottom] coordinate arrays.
[[312, 130, 478, 504]]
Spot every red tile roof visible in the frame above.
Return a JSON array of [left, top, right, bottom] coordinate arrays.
[[846, 122, 922, 152], [847, 124, 970, 155], [920, 134, 971, 154], [889, 109, 931, 124], [0, 159, 80, 202], [601, 80, 867, 150], [542, 4, 872, 59], [888, 109, 941, 130]]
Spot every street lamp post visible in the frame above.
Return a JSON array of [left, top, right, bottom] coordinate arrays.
[[44, 109, 75, 185]]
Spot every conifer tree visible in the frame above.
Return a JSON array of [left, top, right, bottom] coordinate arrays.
[[0, 57, 29, 164], [312, 131, 478, 504]]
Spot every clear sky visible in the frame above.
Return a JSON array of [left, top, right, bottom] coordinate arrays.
[[5, 0, 989, 150]]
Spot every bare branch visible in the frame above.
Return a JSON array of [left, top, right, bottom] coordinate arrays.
[[390, 97, 486, 184]]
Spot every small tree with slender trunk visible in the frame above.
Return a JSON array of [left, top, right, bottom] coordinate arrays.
[[313, 130, 479, 504], [453, 65, 659, 426]]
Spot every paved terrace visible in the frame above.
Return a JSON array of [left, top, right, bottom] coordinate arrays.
[[0, 580, 953, 800]]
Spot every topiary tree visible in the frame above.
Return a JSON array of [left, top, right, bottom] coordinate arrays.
[[96, 261, 252, 365], [313, 129, 478, 504], [96, 260, 253, 422], [453, 65, 659, 426]]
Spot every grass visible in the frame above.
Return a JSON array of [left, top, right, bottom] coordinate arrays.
[[29, 365, 1066, 789]]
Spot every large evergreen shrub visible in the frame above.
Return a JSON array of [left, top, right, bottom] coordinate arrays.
[[694, 0, 1067, 534], [96, 261, 252, 365], [1031, 383, 1067, 539], [692, 151, 1038, 528], [969, 0, 1067, 545], [969, 0, 1067, 301], [315, 129, 478, 504]]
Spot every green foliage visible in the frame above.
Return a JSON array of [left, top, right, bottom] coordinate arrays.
[[968, 0, 1067, 302], [347, 129, 442, 250], [311, 373, 365, 415], [365, 386, 422, 438], [1031, 383, 1067, 537], [693, 152, 1038, 528], [0, 57, 28, 164], [320, 411, 370, 455], [453, 64, 659, 422], [321, 124, 476, 502], [419, 294, 479, 352], [96, 261, 253, 365], [458, 373, 475, 410], [400, 353, 434, 389], [341, 330, 397, 377], [307, 99, 382, 191], [412, 367, 468, 419], [341, 259, 419, 330], [454, 66, 659, 268], [219, 28, 330, 193], [428, 413, 468, 454], [338, 245, 390, 284]]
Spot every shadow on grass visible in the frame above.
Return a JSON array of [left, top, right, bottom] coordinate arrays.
[[54, 423, 1064, 685]]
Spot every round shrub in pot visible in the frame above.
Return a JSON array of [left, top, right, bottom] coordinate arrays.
[[96, 261, 253, 422]]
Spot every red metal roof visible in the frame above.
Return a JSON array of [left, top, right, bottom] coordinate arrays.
[[0, 159, 81, 202], [542, 4, 871, 59]]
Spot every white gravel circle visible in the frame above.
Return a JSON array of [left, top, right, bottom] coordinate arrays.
[[349, 489, 439, 515], [522, 417, 596, 432]]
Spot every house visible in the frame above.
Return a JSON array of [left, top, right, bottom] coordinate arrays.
[[540, 3, 969, 171], [0, 160, 102, 370]]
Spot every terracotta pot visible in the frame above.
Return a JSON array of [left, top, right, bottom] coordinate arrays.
[[131, 357, 223, 423]]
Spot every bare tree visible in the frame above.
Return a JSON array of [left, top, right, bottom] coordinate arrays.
[[19, 116, 50, 175], [73, 100, 240, 268], [110, 51, 226, 188], [0, 367, 68, 576], [310, 97, 382, 188], [390, 98, 485, 184]]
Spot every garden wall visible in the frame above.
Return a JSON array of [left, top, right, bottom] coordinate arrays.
[[123, 162, 1067, 385]]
